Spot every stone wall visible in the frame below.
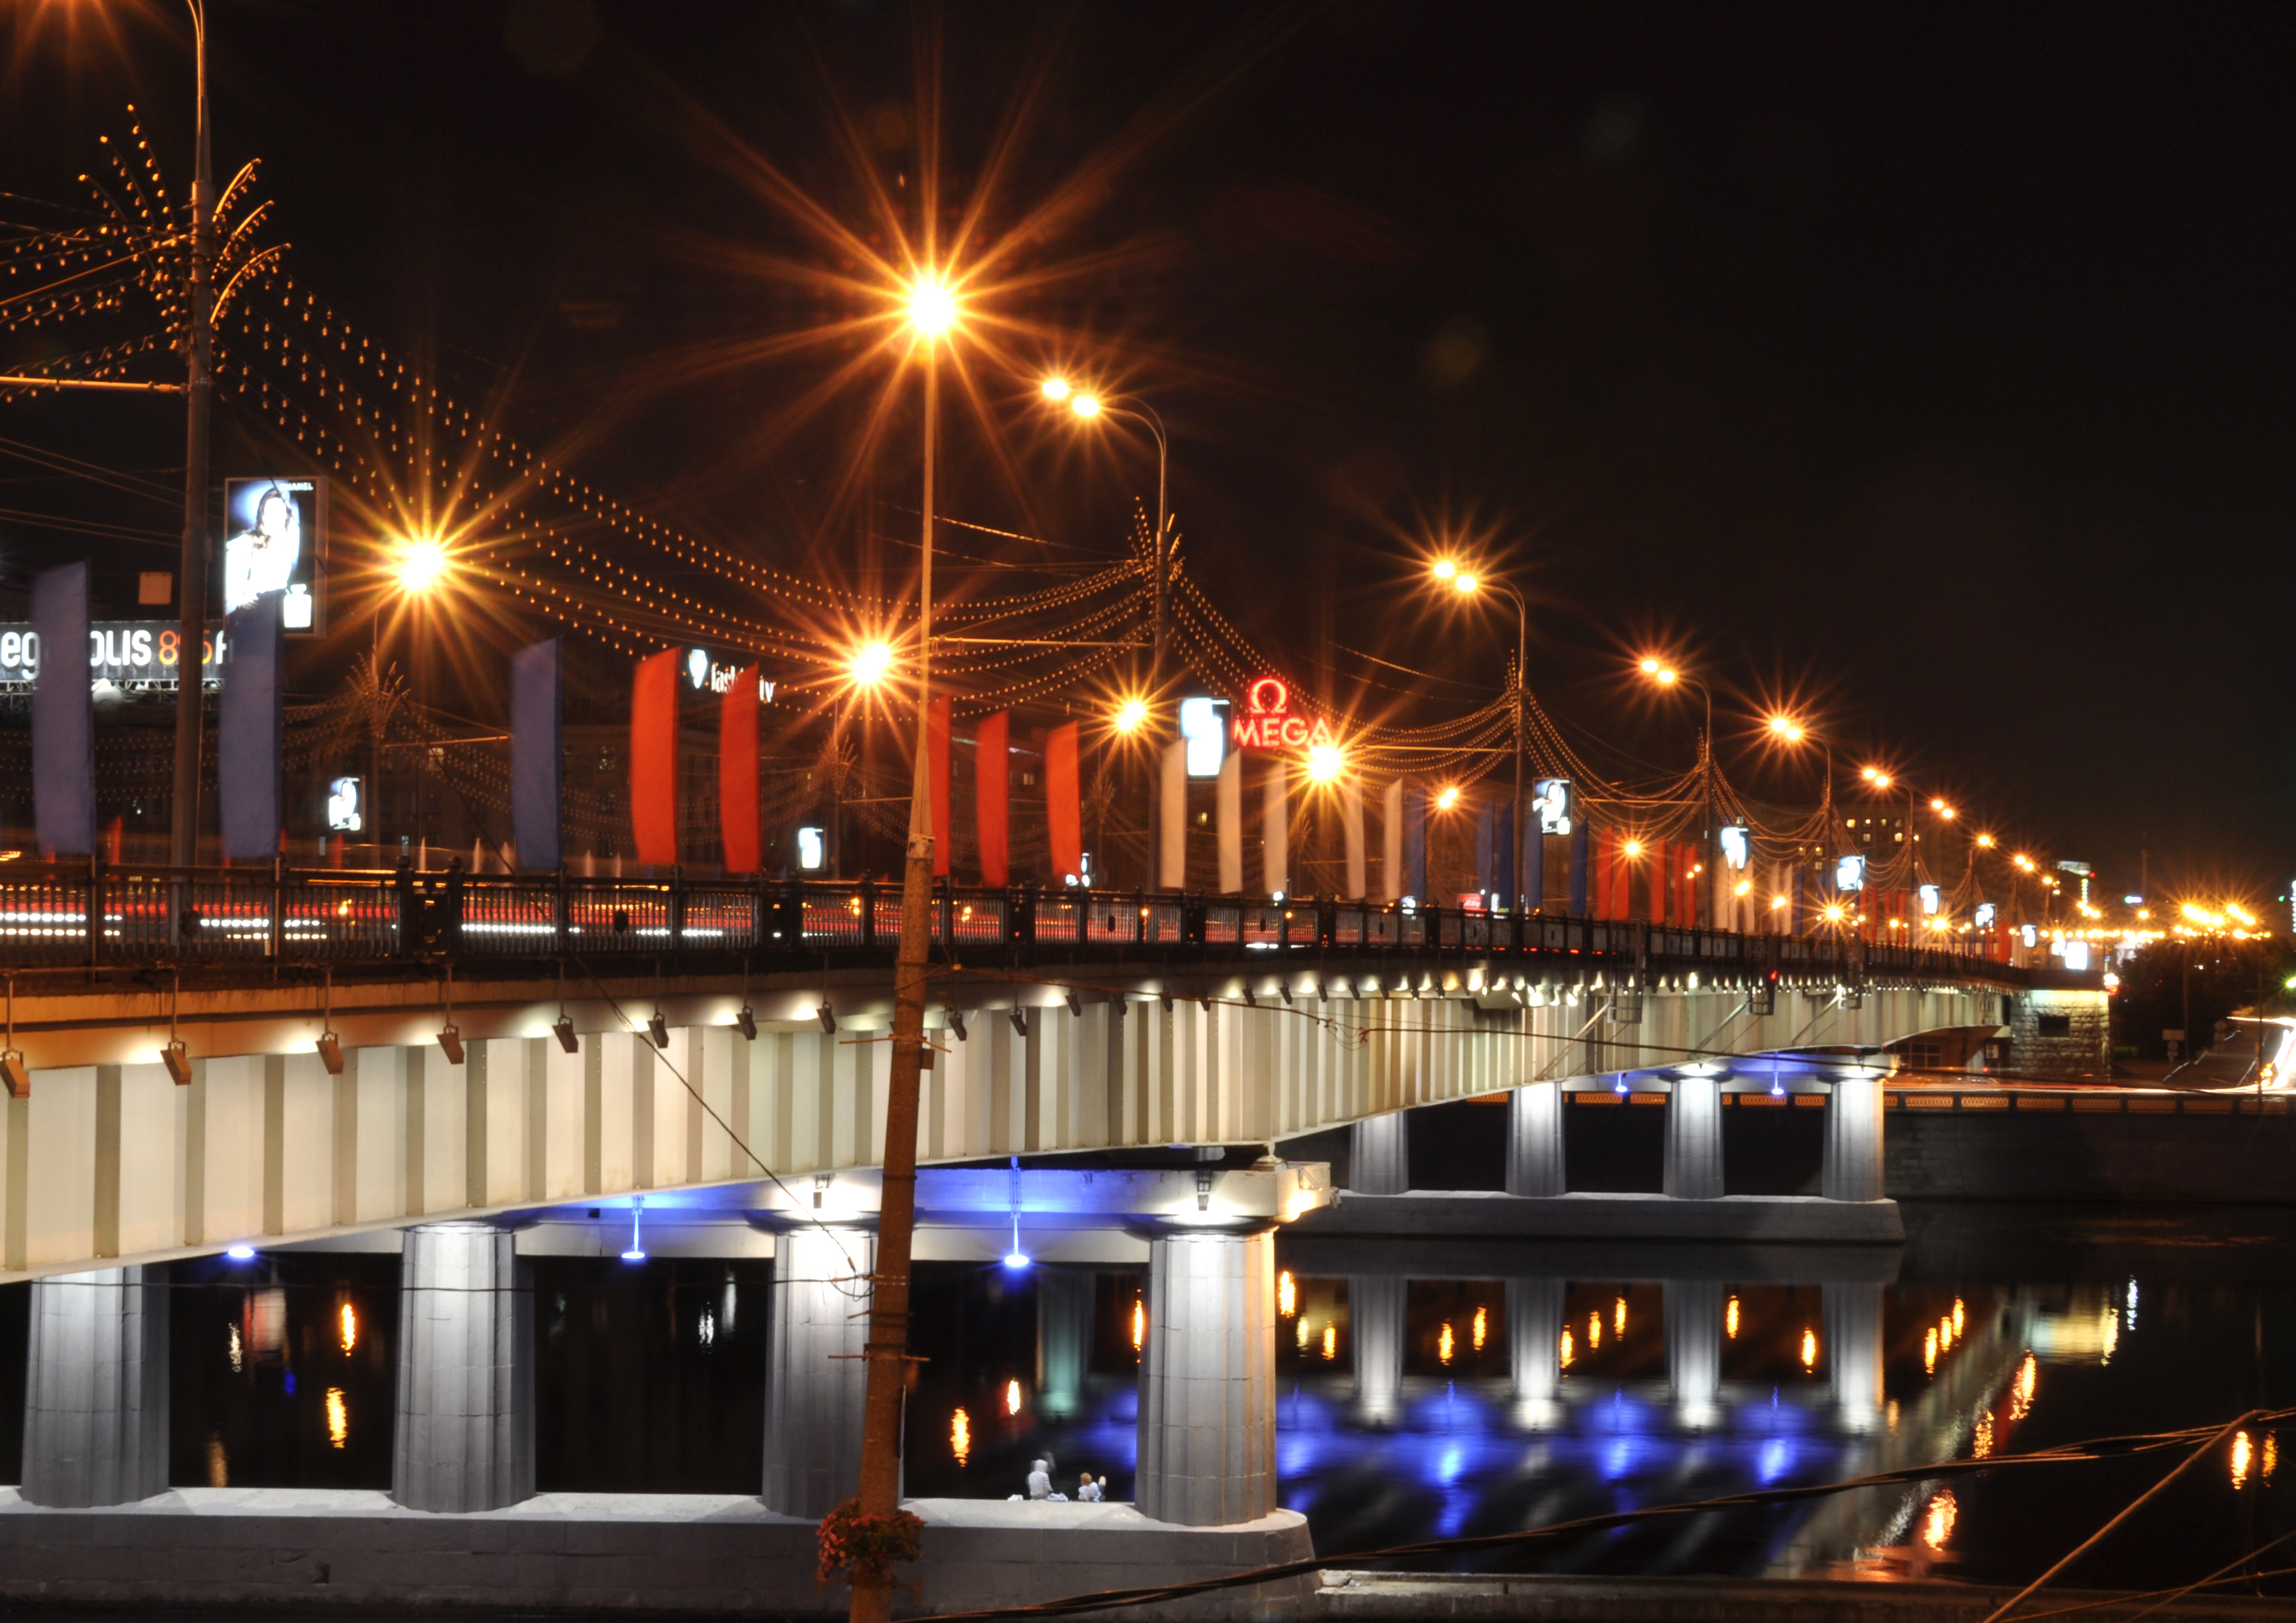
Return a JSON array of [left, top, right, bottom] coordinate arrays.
[[1885, 1099, 2296, 1202], [2006, 987, 2111, 1079]]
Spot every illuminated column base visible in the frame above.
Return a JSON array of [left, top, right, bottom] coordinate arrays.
[[1505, 1083, 1564, 1197], [1665, 1280, 1724, 1430], [1350, 1112, 1409, 1194], [761, 1223, 875, 1517], [1822, 1071, 1886, 1201], [1663, 1075, 1724, 1199], [21, 1268, 168, 1508], [1825, 1282, 1885, 1430], [393, 1223, 533, 1513], [1136, 1224, 1277, 1526], [1507, 1277, 1563, 1427], [1036, 1265, 1095, 1420]]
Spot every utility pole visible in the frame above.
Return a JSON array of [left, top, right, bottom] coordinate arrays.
[[170, 2, 214, 868]]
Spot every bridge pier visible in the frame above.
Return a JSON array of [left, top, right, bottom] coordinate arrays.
[[1035, 1265, 1095, 1420], [1350, 1113, 1409, 1194], [1825, 1282, 1886, 1430], [1665, 1280, 1725, 1430], [20, 1267, 168, 1508], [1506, 1277, 1564, 1426], [1822, 1069, 1886, 1201], [1663, 1074, 1725, 1199], [761, 1223, 875, 1517], [1137, 1225, 1277, 1526], [392, 1224, 533, 1514], [1504, 1083, 1565, 1196], [1349, 1272, 1406, 1425]]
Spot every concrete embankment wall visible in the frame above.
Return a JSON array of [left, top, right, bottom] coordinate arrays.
[[1883, 1096, 2296, 1202]]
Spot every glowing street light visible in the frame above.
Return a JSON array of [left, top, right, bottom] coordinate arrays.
[[1638, 657, 1679, 686], [1068, 392, 1102, 418], [394, 536, 449, 596], [1113, 696, 1148, 734], [1435, 785, 1461, 811], [906, 275, 958, 337], [1040, 377, 1070, 401], [1767, 713, 1806, 743], [1860, 766, 1892, 789], [1306, 742, 1345, 785], [1427, 556, 1528, 904], [848, 641, 894, 689], [1976, 833, 1996, 849]]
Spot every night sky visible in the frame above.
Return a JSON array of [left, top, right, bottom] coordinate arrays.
[[2, 2, 2289, 901]]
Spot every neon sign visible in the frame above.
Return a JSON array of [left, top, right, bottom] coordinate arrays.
[[1229, 678, 1336, 751]]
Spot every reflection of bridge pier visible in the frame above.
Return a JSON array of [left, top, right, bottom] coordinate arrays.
[[1665, 1279, 1725, 1430], [1034, 1265, 1095, 1420], [1350, 1273, 1407, 1425], [1506, 1276, 1564, 1425]]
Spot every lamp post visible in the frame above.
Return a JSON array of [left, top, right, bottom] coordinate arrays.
[[1432, 561, 1528, 910], [1044, 380, 1170, 886], [848, 274, 954, 1623], [1637, 659, 1717, 928], [169, 0, 215, 868]]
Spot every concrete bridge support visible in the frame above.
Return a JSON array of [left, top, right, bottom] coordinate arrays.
[[1350, 1113, 1410, 1194], [392, 1223, 533, 1514], [761, 1224, 875, 1517], [1036, 1265, 1095, 1420], [1506, 1277, 1564, 1427], [1349, 1273, 1407, 1427], [1666, 1280, 1725, 1430], [1136, 1226, 1277, 1526], [1825, 1282, 1886, 1430], [1504, 1083, 1565, 1197], [1822, 1071, 1886, 1201], [1663, 1076, 1725, 1200], [20, 1267, 168, 1507]]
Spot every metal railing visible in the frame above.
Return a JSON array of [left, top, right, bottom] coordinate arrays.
[[0, 857, 2026, 986]]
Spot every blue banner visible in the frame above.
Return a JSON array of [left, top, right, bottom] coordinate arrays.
[[510, 639, 562, 872], [1401, 785, 1426, 903], [1568, 820, 1591, 915], [30, 562, 93, 858], [218, 593, 282, 862]]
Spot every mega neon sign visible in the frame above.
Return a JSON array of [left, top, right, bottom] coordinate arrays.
[[1229, 678, 1337, 751]]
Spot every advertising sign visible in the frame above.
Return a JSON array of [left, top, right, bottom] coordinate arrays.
[[1719, 825, 1751, 870], [327, 776, 364, 833], [0, 620, 226, 691], [1975, 901, 1997, 928], [1532, 777, 1574, 837], [682, 646, 777, 702], [221, 476, 327, 632], [1918, 883, 1942, 915], [1835, 853, 1867, 893], [1227, 677, 1337, 752]]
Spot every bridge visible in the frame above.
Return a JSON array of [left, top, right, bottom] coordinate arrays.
[[0, 862, 2029, 1282]]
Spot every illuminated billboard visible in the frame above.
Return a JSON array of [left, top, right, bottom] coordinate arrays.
[[221, 476, 327, 632], [683, 646, 777, 702], [1975, 901, 1997, 928], [1835, 854, 1866, 893], [1532, 777, 1573, 836], [1719, 825, 1750, 870], [0, 620, 225, 691], [1918, 883, 1942, 915], [327, 777, 364, 833], [1179, 695, 1229, 779]]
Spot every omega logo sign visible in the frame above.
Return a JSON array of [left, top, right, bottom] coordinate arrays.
[[1228, 677, 1336, 751]]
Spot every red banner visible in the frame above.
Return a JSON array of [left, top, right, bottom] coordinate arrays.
[[1046, 721, 1082, 884], [720, 666, 761, 875], [929, 695, 952, 879], [630, 649, 679, 868], [975, 710, 1010, 887]]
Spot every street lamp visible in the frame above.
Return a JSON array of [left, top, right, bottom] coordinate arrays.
[[1044, 378, 1172, 884], [394, 536, 450, 597], [1637, 657, 1717, 926], [1431, 559, 1529, 911], [169, 0, 216, 868]]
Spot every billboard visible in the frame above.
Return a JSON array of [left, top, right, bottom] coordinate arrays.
[[327, 776, 364, 833], [1179, 695, 1229, 779], [1835, 854, 1867, 893], [682, 646, 777, 702], [0, 620, 225, 691], [221, 476, 327, 632], [1532, 777, 1573, 836], [1918, 883, 1942, 915], [1719, 825, 1751, 870], [1975, 901, 1997, 928]]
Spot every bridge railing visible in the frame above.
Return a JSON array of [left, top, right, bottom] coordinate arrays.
[[0, 859, 2021, 986]]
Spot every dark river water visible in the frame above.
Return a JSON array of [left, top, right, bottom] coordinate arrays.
[[0, 1202, 2288, 1598]]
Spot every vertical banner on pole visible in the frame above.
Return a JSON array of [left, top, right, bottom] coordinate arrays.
[[1158, 740, 1185, 890], [511, 639, 564, 873], [30, 561, 94, 859], [1790, 867, 1806, 935], [1342, 779, 1366, 901], [1610, 834, 1633, 920], [1474, 801, 1495, 898], [630, 647, 679, 868], [1045, 721, 1082, 883], [975, 710, 1010, 888], [928, 696, 953, 880], [1261, 760, 1289, 897], [718, 665, 761, 875], [1495, 806, 1515, 907], [1524, 818, 1545, 913], [1402, 783, 1427, 902], [1216, 750, 1243, 894], [1381, 779, 1404, 904], [219, 592, 283, 862], [1568, 820, 1590, 915]]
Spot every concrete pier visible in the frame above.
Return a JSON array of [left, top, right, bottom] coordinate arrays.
[[19, 1267, 168, 1509], [761, 1224, 875, 1518], [1350, 1112, 1410, 1194], [1135, 1226, 1278, 1527], [1505, 1083, 1565, 1197], [1823, 1070, 1887, 1200], [1663, 1074, 1725, 1199], [392, 1224, 533, 1515]]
